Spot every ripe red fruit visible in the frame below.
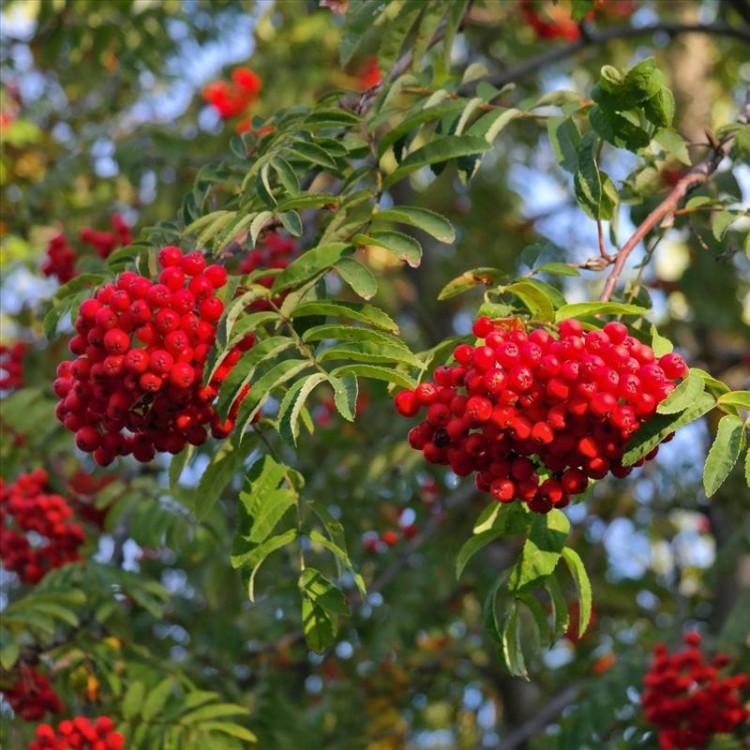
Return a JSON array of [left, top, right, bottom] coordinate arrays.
[[466, 396, 493, 423], [158, 245, 183, 267], [381, 530, 399, 547], [198, 296, 224, 323]]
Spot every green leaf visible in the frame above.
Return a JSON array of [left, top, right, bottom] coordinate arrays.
[[554, 301, 649, 321], [547, 116, 581, 174], [273, 243, 354, 291], [657, 370, 705, 415], [142, 678, 176, 722], [234, 529, 299, 601], [560, 547, 593, 639], [644, 87, 675, 128], [201, 722, 257, 742], [622, 391, 716, 466], [376, 0, 423, 75], [535, 262, 580, 277], [318, 341, 423, 369], [574, 131, 615, 220], [290, 301, 399, 332], [505, 280, 557, 321], [299, 568, 348, 652], [354, 230, 422, 268], [371, 206, 455, 243], [376, 100, 467, 157], [181, 703, 248, 724], [507, 510, 570, 594], [334, 257, 378, 299], [272, 156, 300, 195], [654, 127, 691, 165], [237, 359, 312, 429], [501, 602, 528, 679], [0, 631, 19, 671], [651, 324, 674, 356], [746, 448, 750, 488], [545, 574, 570, 641], [411, 1, 448, 72], [330, 373, 358, 422], [331, 363, 417, 390], [302, 324, 410, 352], [438, 267, 506, 301], [623, 57, 663, 103], [193, 434, 256, 521], [383, 135, 491, 188], [717, 391, 750, 411], [278, 373, 328, 446], [703, 415, 745, 496], [287, 139, 339, 171], [123, 681, 146, 721], [712, 210, 740, 241]]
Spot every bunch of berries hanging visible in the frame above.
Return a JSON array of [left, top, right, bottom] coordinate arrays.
[[53, 246, 254, 465], [79, 213, 133, 260], [0, 340, 27, 390], [42, 234, 77, 284], [394, 317, 688, 513], [0, 469, 85, 584], [29, 716, 125, 750], [0, 665, 62, 721], [202, 66, 262, 119], [642, 633, 750, 749], [238, 231, 297, 311]]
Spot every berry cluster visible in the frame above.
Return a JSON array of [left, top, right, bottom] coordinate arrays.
[[53, 246, 253, 465], [1, 666, 62, 721], [642, 633, 750, 750], [0, 340, 26, 390], [0, 470, 85, 584], [518, 0, 634, 41], [79, 213, 133, 260], [202, 66, 262, 119], [238, 231, 297, 311], [42, 234, 77, 284], [394, 318, 687, 513], [29, 716, 125, 750], [355, 57, 382, 90]]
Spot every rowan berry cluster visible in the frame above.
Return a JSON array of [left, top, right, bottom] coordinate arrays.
[[394, 317, 687, 513], [0, 340, 26, 390], [642, 633, 750, 750], [203, 66, 262, 119], [0, 470, 85, 584], [29, 716, 125, 750], [239, 231, 297, 311], [518, 0, 635, 41], [1, 666, 62, 721], [53, 246, 253, 465], [42, 234, 77, 284], [79, 213, 133, 260]]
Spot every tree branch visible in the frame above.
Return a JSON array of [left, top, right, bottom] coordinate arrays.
[[498, 681, 585, 750], [599, 89, 749, 302], [482, 22, 750, 92]]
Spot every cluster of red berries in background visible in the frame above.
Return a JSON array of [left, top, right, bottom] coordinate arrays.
[[0, 469, 85, 584], [394, 317, 688, 514], [79, 213, 133, 260], [0, 665, 62, 721], [203, 66, 262, 119], [42, 215, 132, 284], [42, 234, 77, 284], [355, 57, 382, 90], [642, 633, 750, 750], [518, 0, 635, 41], [53, 246, 254, 465], [29, 716, 125, 750], [0, 340, 26, 390], [238, 231, 297, 311]]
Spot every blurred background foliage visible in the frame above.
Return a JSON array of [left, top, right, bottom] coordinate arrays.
[[1, 1, 749, 748]]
